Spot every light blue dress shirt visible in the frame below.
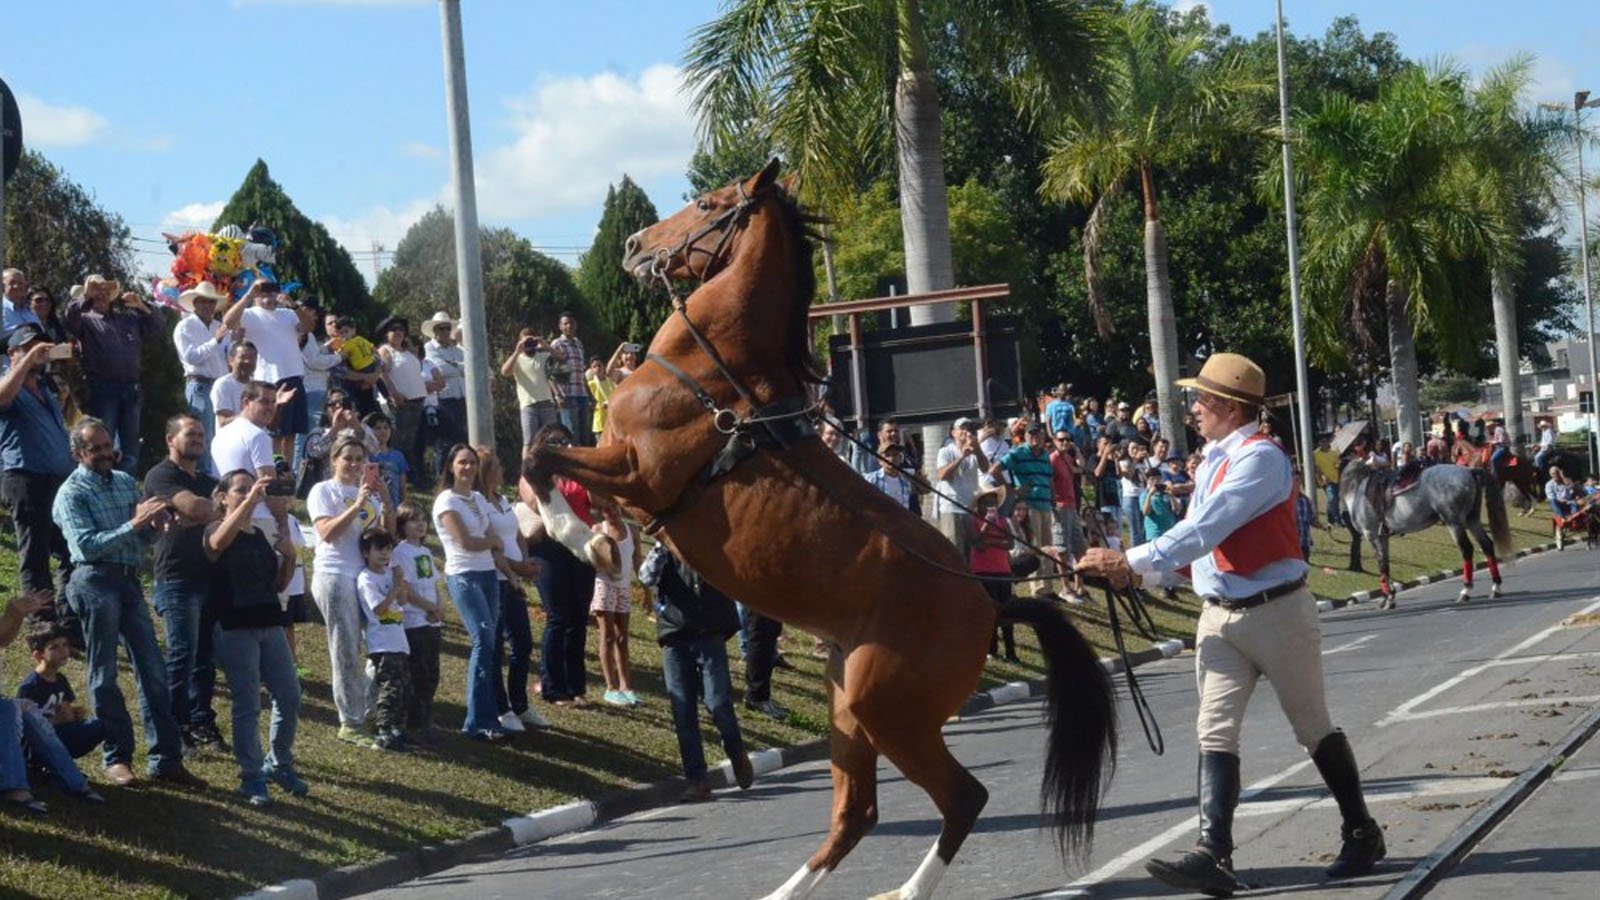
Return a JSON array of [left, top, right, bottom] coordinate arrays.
[[1125, 424, 1308, 599]]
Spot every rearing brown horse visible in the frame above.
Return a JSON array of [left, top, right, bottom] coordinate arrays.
[[521, 160, 1116, 900]]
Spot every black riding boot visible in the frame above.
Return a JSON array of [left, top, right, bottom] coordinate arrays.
[[1146, 751, 1241, 897], [1312, 730, 1386, 878]]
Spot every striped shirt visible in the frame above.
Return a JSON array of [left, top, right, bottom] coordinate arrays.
[[548, 334, 587, 398], [998, 445, 1054, 511], [51, 465, 151, 567]]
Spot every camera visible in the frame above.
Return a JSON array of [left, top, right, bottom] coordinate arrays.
[[266, 476, 296, 497], [623, 342, 641, 355]]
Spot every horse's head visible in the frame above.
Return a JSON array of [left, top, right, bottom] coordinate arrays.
[[622, 157, 783, 284]]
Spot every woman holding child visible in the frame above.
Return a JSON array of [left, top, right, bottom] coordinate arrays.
[[307, 435, 393, 746], [205, 470, 306, 806], [433, 444, 510, 740]]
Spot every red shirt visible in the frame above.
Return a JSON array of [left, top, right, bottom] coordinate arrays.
[[1050, 450, 1079, 509], [968, 511, 1011, 574], [557, 477, 594, 526]]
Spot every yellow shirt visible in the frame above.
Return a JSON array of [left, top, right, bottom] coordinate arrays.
[[340, 335, 378, 372], [1313, 447, 1340, 487], [587, 372, 616, 436]]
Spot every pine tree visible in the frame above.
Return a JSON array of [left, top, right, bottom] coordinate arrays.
[[2, 150, 136, 293], [576, 176, 662, 347], [211, 159, 376, 323]]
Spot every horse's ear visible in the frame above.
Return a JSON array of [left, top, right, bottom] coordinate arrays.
[[779, 171, 800, 194], [746, 157, 782, 194]]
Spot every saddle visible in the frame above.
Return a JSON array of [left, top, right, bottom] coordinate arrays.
[[1385, 467, 1421, 501]]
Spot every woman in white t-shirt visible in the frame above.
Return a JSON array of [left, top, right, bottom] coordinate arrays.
[[306, 435, 392, 745], [473, 447, 548, 733], [378, 322, 427, 487], [432, 444, 509, 740]]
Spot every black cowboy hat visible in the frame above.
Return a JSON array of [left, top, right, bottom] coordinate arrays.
[[376, 315, 409, 335]]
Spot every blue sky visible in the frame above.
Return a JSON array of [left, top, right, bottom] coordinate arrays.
[[2, 0, 1595, 287]]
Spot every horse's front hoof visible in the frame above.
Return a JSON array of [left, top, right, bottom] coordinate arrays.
[[1456, 588, 1471, 604], [1490, 583, 1503, 599], [586, 533, 622, 579]]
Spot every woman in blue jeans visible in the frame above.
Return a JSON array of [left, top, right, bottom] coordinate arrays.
[[521, 424, 594, 707], [205, 470, 306, 807], [432, 445, 508, 740]]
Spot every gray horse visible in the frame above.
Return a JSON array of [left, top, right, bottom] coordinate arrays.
[[1341, 461, 1512, 608]]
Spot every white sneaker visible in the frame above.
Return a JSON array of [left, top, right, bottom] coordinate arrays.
[[497, 711, 527, 733], [518, 707, 551, 730]]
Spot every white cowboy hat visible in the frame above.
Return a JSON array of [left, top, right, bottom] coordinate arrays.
[[425, 310, 457, 333], [177, 281, 229, 313]]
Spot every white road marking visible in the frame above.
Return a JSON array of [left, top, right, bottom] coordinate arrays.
[[1323, 634, 1377, 656], [1050, 592, 1600, 897]]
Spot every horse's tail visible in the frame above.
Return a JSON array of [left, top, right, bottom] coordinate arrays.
[[1475, 467, 1514, 558], [998, 598, 1117, 863]]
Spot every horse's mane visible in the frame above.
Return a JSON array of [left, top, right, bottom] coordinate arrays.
[[766, 184, 827, 386]]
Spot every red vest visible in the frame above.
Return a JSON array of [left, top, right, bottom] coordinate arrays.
[[1192, 433, 1303, 576]]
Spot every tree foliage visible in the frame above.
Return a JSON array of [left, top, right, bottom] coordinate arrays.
[[2, 150, 136, 293], [577, 177, 663, 346], [212, 160, 376, 323], [373, 207, 596, 470]]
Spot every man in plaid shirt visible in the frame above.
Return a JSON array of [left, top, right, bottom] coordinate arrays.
[[549, 312, 591, 445], [52, 417, 206, 790]]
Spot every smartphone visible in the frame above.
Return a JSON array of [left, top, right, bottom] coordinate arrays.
[[623, 342, 641, 354], [266, 476, 296, 497], [47, 343, 74, 360], [362, 462, 381, 488]]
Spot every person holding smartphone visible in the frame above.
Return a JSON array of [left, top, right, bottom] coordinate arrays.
[[0, 326, 77, 598], [605, 341, 640, 382], [500, 328, 563, 450], [63, 276, 166, 475]]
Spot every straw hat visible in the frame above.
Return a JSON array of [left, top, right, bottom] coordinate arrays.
[[80, 274, 121, 300], [1175, 352, 1266, 406], [177, 281, 229, 313], [425, 310, 456, 333], [973, 481, 1007, 506]]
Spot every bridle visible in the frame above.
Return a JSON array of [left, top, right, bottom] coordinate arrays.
[[640, 182, 820, 438]]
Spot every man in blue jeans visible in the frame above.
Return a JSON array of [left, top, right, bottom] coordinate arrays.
[[64, 275, 166, 474], [51, 417, 205, 789], [548, 312, 592, 446], [643, 544, 755, 802], [142, 415, 227, 754]]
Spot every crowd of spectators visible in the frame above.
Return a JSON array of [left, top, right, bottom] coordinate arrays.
[[0, 270, 778, 812]]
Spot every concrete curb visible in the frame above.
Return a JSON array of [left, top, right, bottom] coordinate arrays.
[[237, 634, 1193, 899], [1315, 541, 1559, 614]]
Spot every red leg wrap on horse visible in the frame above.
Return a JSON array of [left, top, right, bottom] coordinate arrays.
[[1462, 561, 1474, 587], [1487, 557, 1501, 583]]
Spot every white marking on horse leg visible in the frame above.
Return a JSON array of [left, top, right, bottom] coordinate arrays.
[[758, 864, 829, 900], [533, 489, 620, 577], [867, 843, 949, 900]]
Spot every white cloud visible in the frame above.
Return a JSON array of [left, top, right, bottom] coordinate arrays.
[[320, 197, 440, 252], [161, 201, 227, 231], [474, 64, 696, 220], [15, 94, 109, 148], [400, 140, 444, 160]]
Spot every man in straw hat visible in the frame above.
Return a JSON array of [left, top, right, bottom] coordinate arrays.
[[422, 311, 467, 474], [172, 281, 232, 460], [1077, 352, 1384, 895], [64, 275, 167, 475]]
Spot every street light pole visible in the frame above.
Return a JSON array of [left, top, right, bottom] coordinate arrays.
[[1275, 0, 1318, 507], [1575, 91, 1600, 470], [439, 0, 493, 447]]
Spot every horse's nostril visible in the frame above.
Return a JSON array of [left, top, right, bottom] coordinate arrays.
[[624, 235, 639, 258]]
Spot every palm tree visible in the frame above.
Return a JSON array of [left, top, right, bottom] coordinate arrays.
[[1291, 62, 1510, 446], [1465, 56, 1567, 442], [1039, 3, 1260, 454], [684, 0, 1101, 300]]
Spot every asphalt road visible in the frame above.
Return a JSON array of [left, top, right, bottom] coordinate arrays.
[[363, 544, 1600, 900]]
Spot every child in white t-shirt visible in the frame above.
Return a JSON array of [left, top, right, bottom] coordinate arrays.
[[266, 496, 314, 678], [356, 530, 412, 751], [391, 503, 443, 736]]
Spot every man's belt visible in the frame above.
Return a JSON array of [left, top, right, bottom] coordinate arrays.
[[78, 561, 140, 579], [187, 375, 216, 384], [1203, 576, 1307, 611]]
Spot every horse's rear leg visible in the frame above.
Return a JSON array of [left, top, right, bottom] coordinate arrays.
[[1452, 526, 1475, 604], [763, 651, 881, 900], [861, 702, 988, 900], [1467, 521, 1504, 598]]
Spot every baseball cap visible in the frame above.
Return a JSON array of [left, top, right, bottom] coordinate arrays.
[[7, 324, 46, 351], [1117, 401, 1132, 410], [953, 417, 976, 431]]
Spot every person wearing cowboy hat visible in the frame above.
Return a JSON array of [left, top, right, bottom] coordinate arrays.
[[63, 275, 166, 475], [374, 315, 427, 488], [221, 279, 315, 464], [966, 481, 1018, 661], [172, 281, 233, 460], [422, 311, 467, 475], [1077, 352, 1385, 895]]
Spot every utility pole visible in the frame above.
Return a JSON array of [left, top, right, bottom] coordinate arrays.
[[1574, 91, 1599, 469], [438, 0, 493, 446], [1276, 0, 1318, 507]]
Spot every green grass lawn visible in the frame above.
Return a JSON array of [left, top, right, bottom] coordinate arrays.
[[0, 506, 1557, 898]]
